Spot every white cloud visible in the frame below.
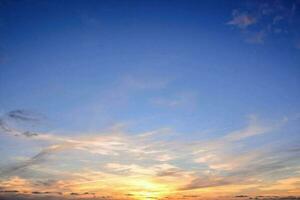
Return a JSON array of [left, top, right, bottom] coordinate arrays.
[[227, 10, 256, 29]]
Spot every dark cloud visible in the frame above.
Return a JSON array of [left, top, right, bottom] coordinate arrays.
[[0, 193, 298, 200], [69, 192, 96, 196], [34, 180, 57, 187], [182, 195, 200, 198], [31, 192, 42, 195], [0, 109, 42, 138], [22, 131, 38, 138], [31, 191, 62, 196], [6, 110, 42, 122], [0, 194, 64, 200], [0, 190, 19, 193]]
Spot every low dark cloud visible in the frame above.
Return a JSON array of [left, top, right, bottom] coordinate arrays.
[[30, 191, 62, 195], [182, 195, 200, 198], [0, 190, 19, 193]]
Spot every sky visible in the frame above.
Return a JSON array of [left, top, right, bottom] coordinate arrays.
[[0, 0, 300, 199]]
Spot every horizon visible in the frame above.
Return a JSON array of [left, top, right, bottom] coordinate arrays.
[[0, 0, 300, 199]]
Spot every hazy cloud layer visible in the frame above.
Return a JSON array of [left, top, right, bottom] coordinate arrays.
[[0, 109, 300, 198]]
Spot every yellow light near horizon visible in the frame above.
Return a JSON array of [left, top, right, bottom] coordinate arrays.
[[61, 174, 176, 200], [127, 179, 172, 200]]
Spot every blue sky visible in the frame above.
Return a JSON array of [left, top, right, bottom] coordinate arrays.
[[1, 0, 299, 134], [0, 0, 300, 199]]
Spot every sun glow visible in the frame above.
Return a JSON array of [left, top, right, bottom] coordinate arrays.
[[127, 179, 172, 200]]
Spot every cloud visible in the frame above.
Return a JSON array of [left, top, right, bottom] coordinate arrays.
[[156, 168, 183, 177], [0, 144, 70, 176], [105, 163, 153, 175], [0, 190, 19, 193], [150, 92, 198, 109], [187, 145, 300, 191], [1, 109, 300, 197], [259, 177, 300, 194], [223, 115, 276, 142], [192, 115, 283, 157], [6, 110, 41, 122], [22, 131, 39, 138], [0, 110, 43, 138], [0, 119, 11, 133], [180, 176, 231, 190], [227, 1, 300, 46], [227, 10, 257, 28], [0, 176, 33, 192], [193, 117, 290, 171], [0, 122, 39, 138], [182, 116, 299, 191], [0, 123, 176, 178]]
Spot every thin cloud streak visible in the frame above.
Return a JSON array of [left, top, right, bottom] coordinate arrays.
[[1, 110, 299, 197]]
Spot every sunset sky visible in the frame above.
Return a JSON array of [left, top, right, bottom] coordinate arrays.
[[0, 0, 300, 199]]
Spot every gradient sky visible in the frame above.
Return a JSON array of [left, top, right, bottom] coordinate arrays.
[[0, 0, 300, 199]]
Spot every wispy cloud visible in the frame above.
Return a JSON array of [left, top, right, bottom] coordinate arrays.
[[227, 10, 257, 29], [0, 144, 72, 176], [227, 1, 300, 46], [0, 110, 299, 198], [150, 92, 198, 109], [180, 176, 232, 190]]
